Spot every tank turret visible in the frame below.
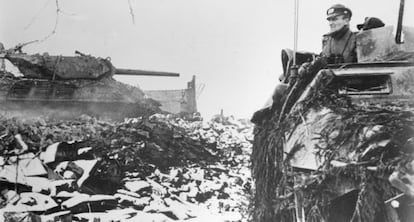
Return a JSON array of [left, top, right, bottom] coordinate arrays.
[[2, 51, 179, 79]]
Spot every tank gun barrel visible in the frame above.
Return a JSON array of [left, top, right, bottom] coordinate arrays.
[[1, 51, 180, 78], [115, 68, 179, 77]]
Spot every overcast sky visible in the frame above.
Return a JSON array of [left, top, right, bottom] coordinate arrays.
[[1, 0, 413, 119]]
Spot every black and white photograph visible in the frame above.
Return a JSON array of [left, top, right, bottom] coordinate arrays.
[[0, 0, 413, 221]]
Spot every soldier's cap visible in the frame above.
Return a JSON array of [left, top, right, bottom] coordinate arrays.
[[357, 17, 385, 31], [326, 4, 352, 20]]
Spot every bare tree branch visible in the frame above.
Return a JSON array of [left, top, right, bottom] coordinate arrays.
[[128, 0, 136, 24], [38, 0, 60, 42], [17, 0, 136, 51], [14, 0, 61, 51], [24, 0, 52, 30]]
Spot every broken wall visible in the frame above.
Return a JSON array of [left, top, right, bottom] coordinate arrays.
[[144, 76, 197, 114]]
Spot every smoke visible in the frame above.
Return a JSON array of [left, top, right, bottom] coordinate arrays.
[[0, 101, 157, 121]]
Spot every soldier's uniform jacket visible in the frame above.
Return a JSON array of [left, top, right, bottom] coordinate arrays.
[[322, 26, 357, 63]]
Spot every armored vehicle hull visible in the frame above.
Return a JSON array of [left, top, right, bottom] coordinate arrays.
[[0, 52, 186, 119], [0, 71, 161, 120], [251, 26, 414, 222]]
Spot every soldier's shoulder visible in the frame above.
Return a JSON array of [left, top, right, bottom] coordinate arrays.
[[322, 34, 330, 40], [349, 31, 358, 42], [322, 34, 331, 46]]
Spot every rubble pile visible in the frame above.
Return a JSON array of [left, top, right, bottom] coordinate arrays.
[[0, 114, 253, 221]]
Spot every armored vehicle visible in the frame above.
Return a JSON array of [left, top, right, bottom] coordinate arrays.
[[0, 50, 180, 120], [251, 3, 414, 222]]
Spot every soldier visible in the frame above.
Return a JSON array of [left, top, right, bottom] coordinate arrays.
[[322, 4, 357, 64], [251, 4, 357, 124]]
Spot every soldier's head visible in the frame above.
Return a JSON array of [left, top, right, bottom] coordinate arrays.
[[357, 17, 385, 31], [326, 4, 352, 33]]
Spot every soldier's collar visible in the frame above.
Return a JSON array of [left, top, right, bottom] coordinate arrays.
[[324, 25, 350, 39]]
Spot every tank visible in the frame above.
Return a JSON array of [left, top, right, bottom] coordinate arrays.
[[251, 25, 414, 221], [0, 51, 180, 120]]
